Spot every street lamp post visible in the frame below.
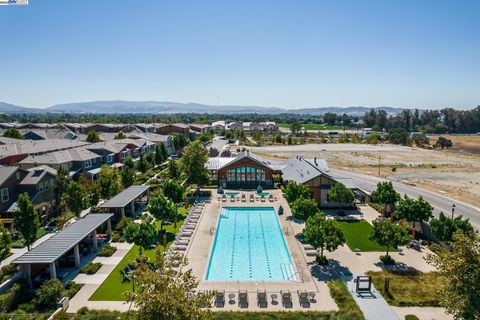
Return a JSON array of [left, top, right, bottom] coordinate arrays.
[[451, 203, 456, 219]]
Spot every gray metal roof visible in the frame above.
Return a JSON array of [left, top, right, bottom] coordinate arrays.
[[281, 156, 327, 184], [331, 177, 357, 189], [99, 185, 149, 208], [0, 166, 20, 185], [13, 213, 113, 265]]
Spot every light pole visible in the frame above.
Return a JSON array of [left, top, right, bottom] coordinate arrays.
[[451, 203, 456, 219]]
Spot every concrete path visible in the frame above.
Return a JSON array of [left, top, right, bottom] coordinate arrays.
[[67, 242, 133, 313], [346, 275, 399, 320]]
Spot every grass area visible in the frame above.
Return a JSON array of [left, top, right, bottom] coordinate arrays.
[[366, 270, 443, 307], [89, 212, 185, 301], [405, 315, 420, 320], [337, 220, 393, 252]]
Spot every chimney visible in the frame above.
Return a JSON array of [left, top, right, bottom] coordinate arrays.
[[314, 157, 317, 165]]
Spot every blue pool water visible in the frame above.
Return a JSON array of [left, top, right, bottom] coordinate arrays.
[[206, 207, 295, 281]]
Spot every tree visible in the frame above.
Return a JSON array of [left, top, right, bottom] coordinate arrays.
[[426, 232, 480, 320], [303, 213, 344, 264], [173, 134, 189, 150], [0, 225, 12, 260], [395, 195, 433, 236], [283, 181, 310, 204], [14, 193, 40, 251], [114, 132, 126, 139], [66, 180, 88, 217], [136, 154, 150, 174], [159, 143, 168, 161], [148, 193, 177, 232], [125, 248, 213, 320], [155, 143, 166, 164], [388, 128, 409, 145], [167, 160, 180, 180], [86, 130, 101, 143], [327, 183, 354, 213], [53, 165, 69, 215], [291, 197, 320, 221], [274, 134, 283, 144], [162, 179, 183, 204], [371, 181, 400, 215], [430, 212, 475, 242], [33, 278, 63, 311], [370, 220, 411, 260], [3, 128, 24, 139], [411, 133, 430, 148], [290, 120, 302, 136], [121, 166, 135, 189], [123, 221, 157, 253], [435, 136, 453, 149], [98, 165, 122, 199], [89, 181, 101, 208], [179, 141, 210, 187]]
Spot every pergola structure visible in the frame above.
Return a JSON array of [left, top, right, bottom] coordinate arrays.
[[13, 213, 113, 287], [99, 185, 150, 218]]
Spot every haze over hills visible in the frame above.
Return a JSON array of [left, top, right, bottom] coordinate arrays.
[[0, 100, 403, 115]]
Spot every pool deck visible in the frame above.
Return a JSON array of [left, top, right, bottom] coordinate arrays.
[[185, 189, 338, 312]]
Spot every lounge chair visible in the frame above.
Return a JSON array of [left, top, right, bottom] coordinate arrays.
[[238, 291, 248, 308], [230, 196, 235, 202], [281, 290, 293, 308], [303, 244, 315, 250], [268, 194, 274, 202], [257, 290, 267, 308], [222, 195, 227, 202], [298, 290, 310, 308], [171, 244, 187, 251], [241, 194, 246, 202], [249, 194, 254, 202], [174, 239, 189, 245], [306, 249, 318, 257], [261, 195, 266, 202], [215, 290, 225, 308]]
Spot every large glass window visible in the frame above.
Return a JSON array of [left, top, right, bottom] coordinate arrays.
[[226, 166, 266, 184]]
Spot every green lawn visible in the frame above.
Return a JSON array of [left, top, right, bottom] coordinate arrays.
[[89, 213, 185, 301], [367, 270, 442, 307], [337, 220, 393, 252]]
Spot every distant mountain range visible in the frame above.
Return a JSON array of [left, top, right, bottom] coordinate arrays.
[[0, 100, 403, 116]]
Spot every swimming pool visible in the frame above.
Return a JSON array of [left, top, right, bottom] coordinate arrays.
[[224, 192, 240, 197], [206, 207, 295, 281]]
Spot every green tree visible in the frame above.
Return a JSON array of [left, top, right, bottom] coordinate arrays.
[[430, 212, 475, 242], [33, 278, 63, 311], [148, 193, 177, 232], [370, 220, 411, 259], [179, 141, 210, 187], [0, 225, 12, 260], [411, 134, 430, 148], [435, 136, 453, 149], [66, 180, 88, 217], [274, 134, 283, 144], [123, 221, 157, 253], [283, 181, 311, 204], [89, 181, 101, 208], [159, 143, 168, 161], [53, 165, 69, 215], [304, 213, 345, 263], [371, 181, 400, 215], [427, 232, 480, 320], [98, 165, 122, 199], [114, 132, 126, 139], [3, 128, 24, 139], [292, 197, 320, 221], [388, 128, 409, 145], [173, 134, 189, 150], [327, 183, 354, 213], [136, 154, 150, 174], [162, 179, 183, 204], [86, 130, 101, 143], [167, 160, 180, 180], [125, 248, 213, 320], [290, 120, 302, 136], [395, 195, 433, 236], [155, 143, 165, 164], [121, 166, 135, 188], [14, 193, 40, 251]]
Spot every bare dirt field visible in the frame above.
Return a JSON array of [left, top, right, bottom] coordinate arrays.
[[251, 136, 480, 207]]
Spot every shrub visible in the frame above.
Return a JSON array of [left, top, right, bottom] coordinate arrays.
[[405, 315, 420, 320], [80, 262, 102, 275], [34, 278, 63, 311], [53, 310, 69, 320], [64, 280, 83, 299], [0, 279, 27, 312], [0, 264, 18, 283], [115, 216, 131, 231], [98, 245, 117, 257], [283, 181, 310, 204], [380, 254, 395, 265]]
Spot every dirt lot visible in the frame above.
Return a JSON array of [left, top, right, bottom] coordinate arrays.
[[251, 136, 480, 207]]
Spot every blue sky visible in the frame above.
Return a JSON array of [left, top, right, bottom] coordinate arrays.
[[0, 0, 479, 109]]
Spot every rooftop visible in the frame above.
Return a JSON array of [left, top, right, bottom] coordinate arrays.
[[99, 185, 150, 208]]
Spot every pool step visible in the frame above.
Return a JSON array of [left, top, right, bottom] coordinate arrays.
[[280, 263, 297, 281]]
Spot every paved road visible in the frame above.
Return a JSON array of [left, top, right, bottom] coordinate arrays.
[[208, 137, 230, 151], [330, 168, 480, 230]]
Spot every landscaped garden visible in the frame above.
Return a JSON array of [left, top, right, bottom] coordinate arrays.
[[366, 270, 442, 307], [337, 220, 393, 252]]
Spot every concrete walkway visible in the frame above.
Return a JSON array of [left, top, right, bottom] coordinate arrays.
[[67, 242, 133, 313], [346, 275, 399, 320], [392, 306, 453, 320], [0, 232, 54, 268]]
